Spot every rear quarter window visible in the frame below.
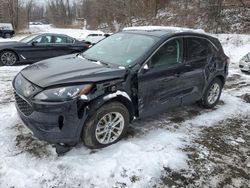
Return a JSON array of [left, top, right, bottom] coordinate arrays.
[[186, 38, 216, 61], [67, 37, 74, 43]]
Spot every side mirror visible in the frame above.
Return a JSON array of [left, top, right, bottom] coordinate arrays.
[[31, 41, 38, 46], [141, 63, 150, 74]]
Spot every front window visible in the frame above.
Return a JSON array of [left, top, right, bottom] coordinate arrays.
[[20, 34, 39, 43], [32, 35, 52, 44], [82, 33, 158, 66], [150, 38, 183, 69]]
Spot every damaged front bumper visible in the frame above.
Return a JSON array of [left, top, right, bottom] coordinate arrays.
[[14, 92, 88, 144]]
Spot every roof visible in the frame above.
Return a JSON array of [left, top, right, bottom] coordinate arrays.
[[123, 26, 206, 37]]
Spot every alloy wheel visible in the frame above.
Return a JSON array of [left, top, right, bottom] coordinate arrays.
[[95, 112, 125, 144], [1, 52, 17, 66], [207, 83, 220, 105]]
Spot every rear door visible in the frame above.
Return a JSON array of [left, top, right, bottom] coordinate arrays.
[[181, 37, 215, 105], [50, 35, 75, 57]]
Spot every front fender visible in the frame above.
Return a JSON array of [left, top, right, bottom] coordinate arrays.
[[87, 90, 134, 120]]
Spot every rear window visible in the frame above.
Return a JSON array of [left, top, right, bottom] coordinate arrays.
[[186, 38, 216, 61]]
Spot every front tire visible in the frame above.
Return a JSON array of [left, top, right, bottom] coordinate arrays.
[[201, 78, 222, 109], [0, 51, 18, 66], [82, 102, 130, 149]]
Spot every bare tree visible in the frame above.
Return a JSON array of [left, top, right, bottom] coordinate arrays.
[[26, 0, 33, 28], [46, 0, 74, 27], [6, 0, 19, 29]]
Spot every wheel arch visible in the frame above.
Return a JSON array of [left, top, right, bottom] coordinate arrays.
[[215, 74, 226, 86], [87, 91, 135, 122], [202, 73, 226, 97], [107, 95, 135, 122]]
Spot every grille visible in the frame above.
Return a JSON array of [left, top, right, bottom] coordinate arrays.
[[15, 93, 33, 116]]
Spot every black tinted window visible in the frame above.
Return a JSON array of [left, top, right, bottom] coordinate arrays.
[[151, 38, 183, 69], [186, 38, 214, 60]]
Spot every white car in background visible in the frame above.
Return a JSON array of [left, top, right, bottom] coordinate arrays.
[[239, 52, 250, 73], [78, 30, 105, 44]]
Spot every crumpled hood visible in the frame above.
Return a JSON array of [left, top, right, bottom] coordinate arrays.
[[20, 54, 127, 88]]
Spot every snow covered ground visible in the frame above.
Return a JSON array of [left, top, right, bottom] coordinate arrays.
[[28, 25, 105, 42], [0, 30, 249, 187]]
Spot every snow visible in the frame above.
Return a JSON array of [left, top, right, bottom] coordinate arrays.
[[213, 34, 250, 64], [183, 93, 250, 128], [28, 25, 105, 42], [0, 29, 250, 187], [103, 90, 132, 101], [0, 105, 188, 187], [123, 26, 205, 33]]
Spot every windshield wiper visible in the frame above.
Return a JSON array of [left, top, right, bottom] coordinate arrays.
[[81, 55, 111, 67]]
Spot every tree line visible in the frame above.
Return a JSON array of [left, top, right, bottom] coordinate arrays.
[[0, 0, 249, 33]]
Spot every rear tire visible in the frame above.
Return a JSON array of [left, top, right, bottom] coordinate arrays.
[[0, 51, 18, 66], [82, 102, 130, 149], [201, 78, 222, 109]]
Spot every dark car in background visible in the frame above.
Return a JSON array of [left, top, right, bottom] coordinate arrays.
[[0, 23, 15, 38], [0, 33, 90, 66], [13, 27, 229, 151]]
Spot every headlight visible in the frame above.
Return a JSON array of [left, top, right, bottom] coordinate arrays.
[[14, 73, 41, 98], [34, 84, 93, 102]]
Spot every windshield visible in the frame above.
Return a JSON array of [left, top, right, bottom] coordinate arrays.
[[82, 33, 158, 66], [20, 34, 39, 43]]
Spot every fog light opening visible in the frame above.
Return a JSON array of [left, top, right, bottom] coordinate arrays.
[[58, 116, 64, 130]]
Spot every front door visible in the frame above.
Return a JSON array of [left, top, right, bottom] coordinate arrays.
[[138, 38, 185, 118], [19, 34, 54, 62]]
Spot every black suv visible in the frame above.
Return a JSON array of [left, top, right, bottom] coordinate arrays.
[[13, 27, 229, 149], [0, 23, 15, 38]]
